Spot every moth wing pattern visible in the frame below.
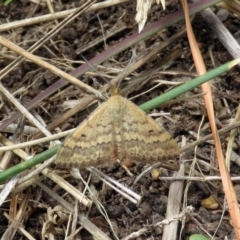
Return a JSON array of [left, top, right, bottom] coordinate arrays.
[[56, 101, 115, 168], [121, 98, 179, 163], [56, 90, 179, 169]]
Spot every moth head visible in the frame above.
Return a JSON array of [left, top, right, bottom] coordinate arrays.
[[110, 87, 121, 96]]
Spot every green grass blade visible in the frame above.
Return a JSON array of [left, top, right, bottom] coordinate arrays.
[[140, 59, 240, 111], [0, 145, 59, 183]]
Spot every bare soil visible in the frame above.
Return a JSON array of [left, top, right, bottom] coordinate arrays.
[[0, 1, 240, 239]]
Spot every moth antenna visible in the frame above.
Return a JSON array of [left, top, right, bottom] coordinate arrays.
[[117, 45, 138, 88], [81, 55, 115, 90]]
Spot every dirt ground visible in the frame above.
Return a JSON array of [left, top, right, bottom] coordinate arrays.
[[0, 0, 240, 239]]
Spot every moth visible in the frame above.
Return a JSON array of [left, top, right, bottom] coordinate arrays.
[[56, 87, 179, 168]]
